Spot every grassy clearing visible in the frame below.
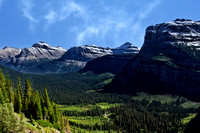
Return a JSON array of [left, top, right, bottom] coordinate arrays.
[[58, 104, 91, 112], [181, 101, 200, 109], [103, 78, 113, 84], [96, 102, 122, 109], [133, 92, 177, 103], [181, 113, 197, 125], [70, 126, 117, 133], [59, 102, 121, 133], [133, 92, 200, 109], [59, 102, 122, 112], [69, 116, 106, 126]]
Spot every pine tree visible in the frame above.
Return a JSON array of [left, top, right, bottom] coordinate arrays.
[[35, 91, 43, 119], [14, 88, 23, 113], [60, 114, 65, 131], [17, 77, 23, 100], [53, 102, 60, 123], [0, 88, 5, 104], [0, 69, 7, 101], [43, 87, 54, 122], [43, 107, 48, 120], [43, 87, 51, 110], [23, 79, 32, 116], [14, 78, 23, 113], [7, 79, 14, 104]]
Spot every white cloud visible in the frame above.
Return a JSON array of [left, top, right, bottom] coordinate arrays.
[[59, 1, 87, 21], [43, 0, 88, 30], [20, 0, 38, 23], [44, 10, 57, 30], [74, 0, 163, 47], [139, 0, 162, 19], [0, 0, 3, 7], [77, 27, 99, 45]]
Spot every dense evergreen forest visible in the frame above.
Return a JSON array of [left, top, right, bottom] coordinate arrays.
[[0, 64, 132, 105], [63, 98, 198, 133], [1, 64, 200, 133], [0, 69, 70, 132]]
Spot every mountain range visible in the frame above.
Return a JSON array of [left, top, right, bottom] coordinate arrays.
[[1, 19, 200, 102], [0, 41, 139, 74]]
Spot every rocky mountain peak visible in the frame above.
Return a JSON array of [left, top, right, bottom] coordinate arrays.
[[116, 42, 133, 49], [113, 42, 139, 55], [104, 19, 200, 101], [32, 41, 66, 51], [141, 19, 200, 59]]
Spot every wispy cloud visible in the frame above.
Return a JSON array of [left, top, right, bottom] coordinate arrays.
[[17, 0, 162, 47], [77, 26, 99, 44], [44, 0, 88, 30], [0, 0, 4, 9], [58, 1, 87, 21], [44, 10, 57, 30], [138, 0, 162, 19], [20, 0, 38, 23], [42, 0, 163, 46]]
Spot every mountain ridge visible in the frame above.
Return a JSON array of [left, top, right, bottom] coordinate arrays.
[[0, 42, 139, 74]]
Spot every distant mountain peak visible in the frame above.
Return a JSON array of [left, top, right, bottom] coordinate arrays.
[[32, 42, 66, 51], [113, 42, 140, 55], [116, 42, 133, 49], [32, 42, 50, 48]]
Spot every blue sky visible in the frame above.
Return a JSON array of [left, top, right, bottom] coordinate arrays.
[[0, 0, 199, 49]]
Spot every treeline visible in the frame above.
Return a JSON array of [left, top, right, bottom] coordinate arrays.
[[0, 69, 69, 132]]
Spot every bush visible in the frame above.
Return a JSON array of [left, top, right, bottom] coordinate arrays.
[[36, 120, 54, 128], [0, 103, 26, 133]]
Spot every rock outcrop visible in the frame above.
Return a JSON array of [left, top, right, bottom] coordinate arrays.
[[104, 19, 200, 101]]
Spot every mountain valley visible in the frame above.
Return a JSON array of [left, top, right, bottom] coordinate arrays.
[[1, 19, 200, 133]]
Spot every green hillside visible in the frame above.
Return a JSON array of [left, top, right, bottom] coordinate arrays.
[[0, 64, 130, 105]]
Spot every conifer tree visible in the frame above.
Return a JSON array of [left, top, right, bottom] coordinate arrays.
[[23, 79, 32, 116], [43, 87, 54, 122], [35, 91, 43, 119], [17, 77, 23, 100], [60, 114, 65, 131], [14, 78, 23, 113], [43, 106, 48, 120], [53, 102, 60, 123], [0, 88, 5, 104], [43, 87, 51, 110], [5, 75, 14, 104], [0, 69, 7, 101], [14, 88, 23, 113]]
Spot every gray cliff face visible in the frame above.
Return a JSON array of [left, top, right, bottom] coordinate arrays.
[[105, 19, 200, 101], [0, 42, 139, 74]]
